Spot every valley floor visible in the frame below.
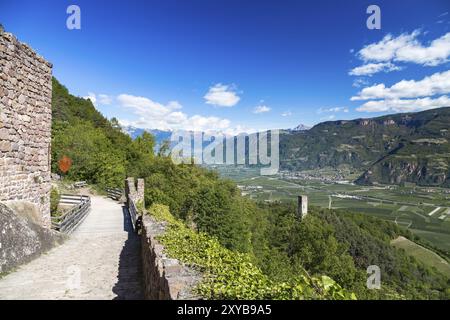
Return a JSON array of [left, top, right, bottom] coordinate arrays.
[[216, 167, 450, 254]]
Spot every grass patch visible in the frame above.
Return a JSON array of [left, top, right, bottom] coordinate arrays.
[[391, 236, 450, 277]]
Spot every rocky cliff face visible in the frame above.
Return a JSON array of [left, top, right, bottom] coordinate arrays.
[[356, 153, 450, 187]]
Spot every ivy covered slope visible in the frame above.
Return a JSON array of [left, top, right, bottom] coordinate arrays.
[[280, 107, 450, 187], [144, 167, 449, 300], [149, 204, 355, 300]]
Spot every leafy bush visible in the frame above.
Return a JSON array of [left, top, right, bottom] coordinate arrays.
[[144, 159, 253, 253], [52, 120, 126, 188], [50, 187, 60, 217]]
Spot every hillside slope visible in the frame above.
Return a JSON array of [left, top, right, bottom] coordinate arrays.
[[51, 78, 154, 188], [50, 78, 449, 299], [280, 108, 450, 187]]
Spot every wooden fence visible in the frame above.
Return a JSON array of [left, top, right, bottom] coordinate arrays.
[[106, 187, 123, 201], [51, 194, 91, 234]]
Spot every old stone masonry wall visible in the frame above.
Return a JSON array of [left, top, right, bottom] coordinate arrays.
[[0, 30, 53, 227]]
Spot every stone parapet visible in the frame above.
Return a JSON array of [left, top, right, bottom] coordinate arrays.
[[140, 214, 201, 300]]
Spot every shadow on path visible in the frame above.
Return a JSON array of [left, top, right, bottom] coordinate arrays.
[[112, 206, 144, 300]]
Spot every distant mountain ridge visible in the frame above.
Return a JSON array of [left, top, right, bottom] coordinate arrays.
[[280, 107, 450, 187], [291, 123, 311, 131], [121, 126, 172, 142], [121, 109, 450, 187], [122, 123, 311, 142], [121, 126, 209, 151]]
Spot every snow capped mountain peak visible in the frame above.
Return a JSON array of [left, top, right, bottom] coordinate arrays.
[[292, 123, 311, 131]]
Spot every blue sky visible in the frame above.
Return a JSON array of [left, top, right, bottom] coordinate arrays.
[[1, 0, 449, 133]]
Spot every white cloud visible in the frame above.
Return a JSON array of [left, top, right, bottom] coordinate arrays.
[[350, 31, 450, 76], [82, 91, 252, 135], [356, 95, 450, 112], [117, 94, 179, 117], [117, 93, 250, 134], [204, 83, 241, 107], [185, 115, 231, 132], [351, 70, 450, 100], [83, 92, 112, 106], [318, 107, 349, 114], [167, 100, 183, 109], [83, 92, 97, 105], [98, 94, 112, 105], [352, 78, 370, 88], [320, 115, 336, 121], [281, 111, 292, 117], [222, 125, 258, 136], [357, 30, 450, 67], [358, 31, 420, 63], [253, 105, 271, 114], [396, 33, 450, 66], [349, 62, 401, 76]]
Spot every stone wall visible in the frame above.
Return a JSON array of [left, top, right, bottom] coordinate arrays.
[[140, 214, 201, 300], [125, 177, 145, 209], [125, 177, 201, 300], [0, 30, 52, 227]]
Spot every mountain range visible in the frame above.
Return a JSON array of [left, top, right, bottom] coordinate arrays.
[[121, 126, 172, 142], [122, 108, 450, 187], [280, 107, 450, 187], [121, 124, 312, 144], [290, 123, 311, 131]]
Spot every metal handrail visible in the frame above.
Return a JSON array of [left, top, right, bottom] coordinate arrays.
[[106, 187, 123, 200], [52, 195, 91, 234]]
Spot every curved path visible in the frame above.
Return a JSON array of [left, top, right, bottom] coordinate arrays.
[[0, 196, 143, 300]]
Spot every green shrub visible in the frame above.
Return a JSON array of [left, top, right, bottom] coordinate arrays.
[[50, 187, 60, 217]]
